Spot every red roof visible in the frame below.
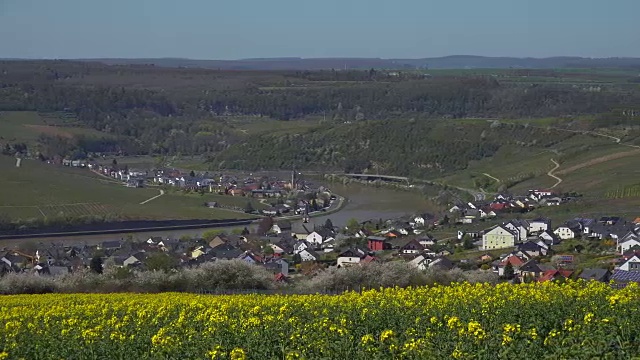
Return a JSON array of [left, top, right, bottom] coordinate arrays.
[[243, 184, 260, 191], [274, 273, 287, 282], [500, 255, 524, 267], [490, 203, 508, 211], [538, 269, 573, 282], [361, 255, 376, 264]]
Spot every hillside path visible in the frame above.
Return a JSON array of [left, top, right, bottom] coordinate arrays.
[[547, 159, 562, 189], [140, 189, 164, 205], [482, 173, 500, 183]]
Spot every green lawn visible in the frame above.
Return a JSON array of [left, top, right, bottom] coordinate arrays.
[[0, 155, 254, 221], [227, 117, 324, 136]]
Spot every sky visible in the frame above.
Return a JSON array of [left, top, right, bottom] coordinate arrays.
[[1, 0, 639, 59]]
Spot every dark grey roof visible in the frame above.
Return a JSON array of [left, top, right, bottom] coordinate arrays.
[[531, 217, 551, 224], [430, 257, 454, 270], [214, 248, 243, 260], [612, 270, 640, 282], [101, 241, 122, 249], [578, 268, 610, 282], [519, 260, 542, 273], [518, 241, 542, 252]]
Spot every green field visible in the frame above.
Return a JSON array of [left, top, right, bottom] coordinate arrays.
[[0, 155, 255, 221], [0, 111, 110, 145], [436, 117, 640, 194]]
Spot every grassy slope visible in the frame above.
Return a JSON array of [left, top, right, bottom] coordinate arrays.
[[416, 115, 640, 219], [0, 156, 254, 221], [0, 111, 110, 145]]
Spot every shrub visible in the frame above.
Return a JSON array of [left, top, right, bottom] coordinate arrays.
[[0, 273, 56, 294]]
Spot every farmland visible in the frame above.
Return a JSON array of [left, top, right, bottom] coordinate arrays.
[[1, 282, 639, 359], [0, 111, 110, 145], [0, 155, 255, 222]]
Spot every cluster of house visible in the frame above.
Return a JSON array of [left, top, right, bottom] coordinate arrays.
[[91, 165, 322, 201], [7, 206, 640, 286], [0, 235, 289, 280], [479, 216, 638, 251], [450, 190, 572, 224], [0, 213, 450, 281]]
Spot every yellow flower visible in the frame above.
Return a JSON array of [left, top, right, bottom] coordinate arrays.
[[447, 316, 461, 329], [0, 352, 9, 360], [502, 334, 513, 346], [230, 348, 247, 360], [583, 312, 594, 324], [452, 348, 464, 359], [285, 351, 301, 360], [380, 329, 395, 342], [360, 334, 375, 346], [207, 346, 224, 360]]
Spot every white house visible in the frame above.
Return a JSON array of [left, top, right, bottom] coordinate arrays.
[[504, 221, 528, 242], [270, 224, 283, 234], [528, 219, 550, 234], [408, 254, 430, 271], [268, 243, 285, 254], [123, 255, 142, 267], [306, 232, 323, 245], [538, 230, 560, 245], [413, 216, 425, 227], [619, 256, 640, 271], [337, 255, 361, 267], [298, 249, 319, 262], [293, 241, 309, 255], [337, 248, 366, 267], [554, 226, 577, 240], [618, 238, 640, 254]]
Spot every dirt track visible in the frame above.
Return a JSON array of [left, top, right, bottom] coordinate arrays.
[[556, 149, 640, 176], [547, 159, 562, 188]]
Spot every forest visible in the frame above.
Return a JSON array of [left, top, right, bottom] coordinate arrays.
[[1, 60, 640, 177]]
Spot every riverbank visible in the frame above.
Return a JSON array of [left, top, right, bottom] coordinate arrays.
[[0, 219, 255, 240], [0, 183, 434, 247]]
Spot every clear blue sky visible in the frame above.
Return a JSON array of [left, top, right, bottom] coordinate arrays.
[[1, 0, 638, 59]]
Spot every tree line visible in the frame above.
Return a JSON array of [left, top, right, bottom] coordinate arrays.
[[1, 60, 638, 164]]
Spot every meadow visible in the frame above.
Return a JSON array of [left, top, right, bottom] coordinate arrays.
[[0, 111, 110, 145], [1, 282, 638, 359], [0, 155, 254, 222]]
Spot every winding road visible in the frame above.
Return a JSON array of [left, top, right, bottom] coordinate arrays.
[[547, 159, 562, 189]]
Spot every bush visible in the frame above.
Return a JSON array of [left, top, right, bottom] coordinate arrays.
[[189, 260, 274, 291], [0, 273, 56, 294], [302, 262, 429, 292]]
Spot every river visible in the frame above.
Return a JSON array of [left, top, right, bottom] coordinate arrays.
[[0, 183, 438, 248], [301, 183, 438, 228]]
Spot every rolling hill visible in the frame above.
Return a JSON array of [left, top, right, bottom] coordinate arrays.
[[0, 155, 255, 224], [74, 56, 640, 70]]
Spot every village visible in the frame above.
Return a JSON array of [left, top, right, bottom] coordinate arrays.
[[6, 160, 636, 287], [2, 183, 639, 287], [77, 162, 339, 218]]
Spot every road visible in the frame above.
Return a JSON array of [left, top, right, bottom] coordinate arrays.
[[533, 125, 640, 149], [139, 189, 165, 205], [547, 159, 562, 189]]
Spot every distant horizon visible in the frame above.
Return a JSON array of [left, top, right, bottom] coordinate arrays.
[[4, 55, 640, 61], [1, 0, 638, 59]]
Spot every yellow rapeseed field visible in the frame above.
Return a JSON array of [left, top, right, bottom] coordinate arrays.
[[1, 281, 639, 359]]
